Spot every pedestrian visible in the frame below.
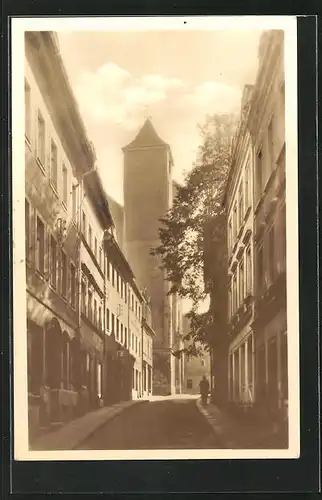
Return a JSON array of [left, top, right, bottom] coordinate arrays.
[[199, 375, 210, 405]]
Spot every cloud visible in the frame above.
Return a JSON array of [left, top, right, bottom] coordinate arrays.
[[140, 74, 185, 91], [184, 81, 242, 114]]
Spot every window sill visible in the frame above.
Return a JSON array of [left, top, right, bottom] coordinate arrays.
[[50, 181, 59, 198], [35, 269, 45, 281], [25, 135, 32, 150], [36, 157, 46, 174], [49, 282, 57, 293]]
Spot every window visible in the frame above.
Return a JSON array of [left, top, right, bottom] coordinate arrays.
[[247, 336, 253, 388], [72, 185, 77, 221], [97, 363, 102, 399], [93, 299, 97, 326], [98, 306, 102, 330], [238, 182, 244, 227], [120, 278, 123, 299], [36, 216, 45, 274], [245, 162, 250, 210], [257, 246, 264, 295], [228, 287, 232, 320], [239, 260, 244, 305], [88, 225, 92, 248], [111, 313, 115, 335], [135, 336, 138, 354], [82, 211, 86, 234], [61, 250, 67, 298], [116, 271, 120, 293], [81, 280, 86, 315], [124, 282, 127, 303], [268, 115, 274, 173], [112, 266, 115, 286], [187, 379, 193, 389], [88, 289, 93, 321], [106, 308, 110, 331], [25, 199, 30, 262], [94, 237, 98, 260], [116, 318, 120, 340], [50, 139, 58, 189], [99, 247, 102, 268], [25, 80, 31, 141], [50, 236, 57, 288], [107, 259, 110, 280], [232, 274, 237, 314], [37, 110, 46, 167], [120, 323, 123, 344], [124, 327, 128, 348], [268, 226, 275, 284], [246, 246, 252, 295], [132, 295, 134, 312], [62, 164, 68, 206], [62, 336, 69, 390], [70, 262, 76, 308], [256, 149, 263, 202], [233, 204, 237, 242], [228, 219, 232, 253]]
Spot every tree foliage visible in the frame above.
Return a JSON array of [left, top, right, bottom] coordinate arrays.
[[152, 113, 237, 351]]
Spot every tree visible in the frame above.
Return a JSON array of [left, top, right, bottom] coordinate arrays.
[[151, 113, 236, 356]]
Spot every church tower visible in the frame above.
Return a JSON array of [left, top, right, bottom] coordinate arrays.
[[122, 118, 175, 395]]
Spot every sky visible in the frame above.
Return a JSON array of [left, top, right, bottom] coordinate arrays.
[[57, 29, 262, 205]]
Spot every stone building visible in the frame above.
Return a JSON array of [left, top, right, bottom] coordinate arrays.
[[224, 84, 255, 409], [24, 32, 155, 440], [224, 30, 287, 425], [122, 118, 178, 395], [78, 171, 114, 413], [182, 316, 211, 395], [24, 31, 114, 434], [249, 30, 287, 421]]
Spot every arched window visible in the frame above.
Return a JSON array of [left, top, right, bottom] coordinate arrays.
[[62, 332, 69, 390]]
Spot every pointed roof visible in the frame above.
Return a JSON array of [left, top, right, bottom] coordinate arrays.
[[122, 118, 169, 151]]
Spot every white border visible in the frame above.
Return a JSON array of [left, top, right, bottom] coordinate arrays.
[[12, 15, 299, 461]]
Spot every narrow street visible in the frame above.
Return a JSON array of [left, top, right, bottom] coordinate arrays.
[[76, 398, 219, 450]]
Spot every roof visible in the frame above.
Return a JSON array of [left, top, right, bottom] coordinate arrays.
[[25, 31, 96, 177], [122, 118, 169, 151]]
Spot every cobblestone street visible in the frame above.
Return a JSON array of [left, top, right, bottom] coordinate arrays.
[[76, 398, 219, 450]]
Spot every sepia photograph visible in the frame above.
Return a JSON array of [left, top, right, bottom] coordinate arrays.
[[12, 16, 299, 461]]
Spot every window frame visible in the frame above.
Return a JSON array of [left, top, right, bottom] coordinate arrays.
[[50, 138, 58, 192], [35, 214, 45, 275], [36, 109, 46, 170]]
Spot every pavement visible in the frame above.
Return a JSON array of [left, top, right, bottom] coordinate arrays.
[[30, 399, 148, 451], [76, 396, 219, 450], [196, 398, 288, 449]]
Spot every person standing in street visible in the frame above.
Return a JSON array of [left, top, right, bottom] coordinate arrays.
[[199, 375, 210, 405]]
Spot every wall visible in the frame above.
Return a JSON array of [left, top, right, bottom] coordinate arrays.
[[123, 143, 173, 394]]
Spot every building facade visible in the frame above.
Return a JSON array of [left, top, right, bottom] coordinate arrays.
[[25, 31, 108, 435], [25, 32, 155, 440], [224, 30, 287, 425], [141, 293, 154, 398], [249, 30, 287, 421], [78, 171, 114, 414], [225, 84, 255, 409], [122, 119, 176, 395]]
